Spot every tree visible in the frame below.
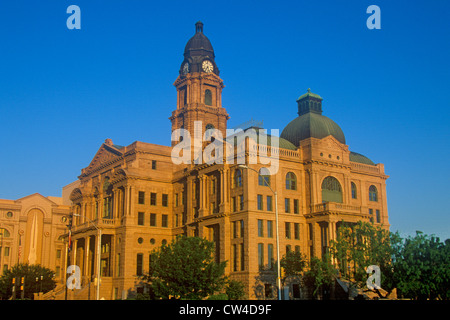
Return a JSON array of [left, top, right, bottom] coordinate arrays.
[[280, 250, 307, 285], [225, 279, 246, 300], [142, 236, 227, 299], [391, 231, 450, 300], [329, 221, 394, 290], [0, 264, 56, 300], [303, 254, 336, 299]]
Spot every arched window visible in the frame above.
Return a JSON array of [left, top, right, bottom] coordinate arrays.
[[234, 169, 242, 187], [369, 185, 378, 202], [0, 228, 10, 238], [351, 182, 357, 199], [286, 172, 297, 190], [321, 176, 343, 203], [258, 168, 270, 187], [205, 89, 212, 106]]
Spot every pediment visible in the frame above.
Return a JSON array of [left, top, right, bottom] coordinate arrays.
[[321, 135, 349, 152], [82, 143, 123, 176], [17, 193, 59, 206]]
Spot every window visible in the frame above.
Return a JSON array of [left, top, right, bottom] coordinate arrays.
[[293, 284, 301, 299], [239, 195, 244, 211], [232, 197, 237, 212], [205, 89, 212, 106], [351, 182, 357, 199], [258, 168, 270, 186], [258, 243, 264, 270], [162, 194, 168, 207], [285, 198, 290, 213], [265, 284, 272, 298], [268, 244, 274, 270], [369, 208, 374, 223], [369, 185, 378, 202], [267, 220, 273, 238], [286, 172, 297, 190], [240, 243, 245, 271], [138, 212, 145, 225], [285, 222, 291, 239], [294, 223, 300, 240], [138, 191, 145, 204], [233, 244, 238, 271], [136, 254, 143, 276], [150, 213, 156, 226], [376, 209, 381, 223], [267, 196, 273, 211], [162, 214, 168, 228], [175, 193, 179, 207], [235, 169, 242, 187], [150, 193, 157, 205], [151, 160, 157, 170], [257, 195, 263, 210], [293, 199, 299, 214], [258, 220, 264, 237], [321, 176, 343, 203]]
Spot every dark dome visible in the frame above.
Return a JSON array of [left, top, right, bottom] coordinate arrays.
[[184, 21, 215, 59], [281, 112, 346, 146], [349, 152, 375, 165]]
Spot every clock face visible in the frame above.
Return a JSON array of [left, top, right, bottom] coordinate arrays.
[[202, 60, 214, 73], [182, 62, 190, 75]]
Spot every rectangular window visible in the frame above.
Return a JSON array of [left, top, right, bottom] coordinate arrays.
[[239, 195, 244, 211], [258, 219, 264, 237], [376, 210, 381, 223], [240, 243, 245, 271], [285, 222, 291, 239], [369, 208, 374, 223], [233, 221, 237, 239], [136, 253, 143, 276], [285, 198, 290, 213], [4, 247, 10, 257], [265, 284, 272, 298], [258, 243, 264, 270], [232, 197, 237, 212], [138, 212, 145, 226], [240, 220, 245, 238], [138, 191, 145, 204], [233, 244, 238, 272], [267, 196, 273, 211], [162, 194, 168, 207], [150, 193, 157, 206], [267, 220, 273, 238], [175, 214, 179, 227], [175, 193, 179, 207], [268, 244, 274, 270], [293, 199, 299, 214], [257, 194, 263, 210], [162, 214, 168, 228], [294, 223, 300, 240], [151, 160, 157, 170], [150, 213, 156, 226]]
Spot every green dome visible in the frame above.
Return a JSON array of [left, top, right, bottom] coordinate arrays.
[[349, 152, 375, 165], [280, 112, 346, 147]]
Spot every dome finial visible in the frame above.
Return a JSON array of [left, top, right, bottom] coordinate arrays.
[[307, 88, 311, 93], [195, 21, 204, 33]]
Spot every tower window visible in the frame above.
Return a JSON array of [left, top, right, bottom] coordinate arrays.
[[205, 89, 212, 106]]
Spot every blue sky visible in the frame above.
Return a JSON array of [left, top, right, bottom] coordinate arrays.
[[0, 0, 449, 240]]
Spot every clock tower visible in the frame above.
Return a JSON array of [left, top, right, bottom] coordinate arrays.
[[170, 21, 229, 146]]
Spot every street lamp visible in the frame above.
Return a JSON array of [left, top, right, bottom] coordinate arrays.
[[72, 213, 102, 301], [239, 164, 282, 300]]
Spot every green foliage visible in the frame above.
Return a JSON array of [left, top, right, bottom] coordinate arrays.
[[225, 279, 246, 300], [329, 221, 394, 290], [392, 231, 450, 300], [280, 250, 307, 284], [303, 254, 336, 299], [142, 236, 227, 300], [0, 263, 56, 300]]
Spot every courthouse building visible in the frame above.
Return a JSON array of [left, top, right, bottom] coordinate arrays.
[[1, 22, 389, 300]]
